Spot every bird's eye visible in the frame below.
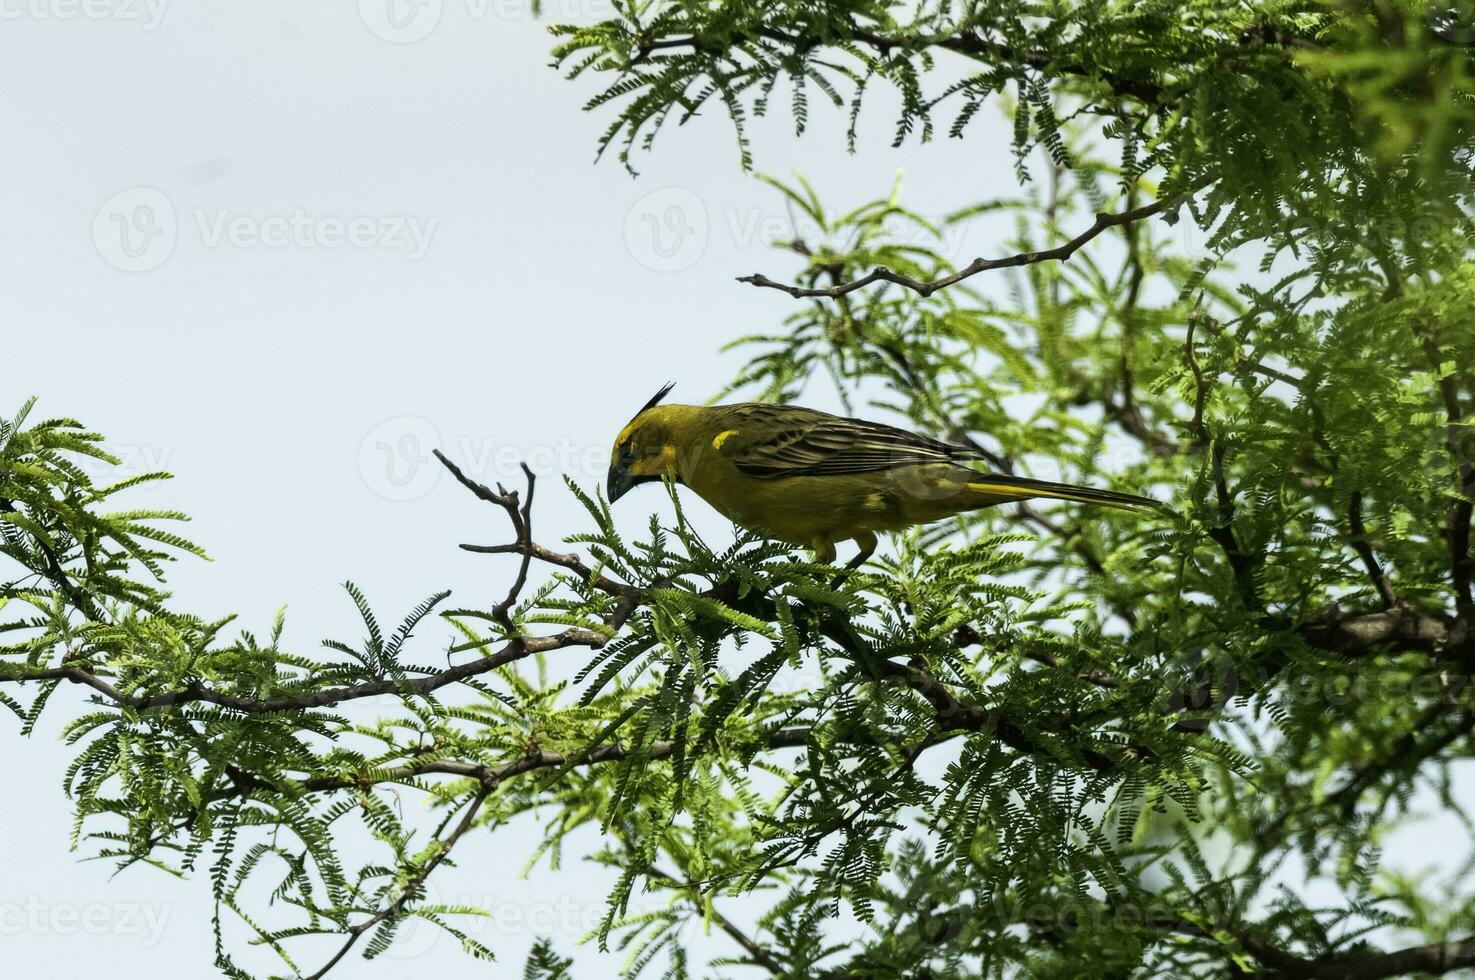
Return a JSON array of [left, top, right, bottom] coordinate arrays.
[[619, 442, 636, 463]]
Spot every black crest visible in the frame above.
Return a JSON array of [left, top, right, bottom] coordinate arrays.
[[636, 381, 676, 417]]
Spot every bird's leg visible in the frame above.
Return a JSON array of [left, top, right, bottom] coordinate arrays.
[[829, 531, 877, 589]]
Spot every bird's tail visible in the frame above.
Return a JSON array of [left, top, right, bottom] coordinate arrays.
[[965, 475, 1160, 511]]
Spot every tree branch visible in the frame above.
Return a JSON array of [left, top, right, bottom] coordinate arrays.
[[1298, 605, 1467, 659], [737, 175, 1217, 300]]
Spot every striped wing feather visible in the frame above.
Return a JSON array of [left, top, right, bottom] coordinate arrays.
[[727, 404, 978, 478]]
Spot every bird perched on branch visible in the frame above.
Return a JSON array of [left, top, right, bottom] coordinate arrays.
[[607, 383, 1160, 567]]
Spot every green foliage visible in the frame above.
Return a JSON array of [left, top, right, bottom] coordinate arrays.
[[7, 1, 1475, 977]]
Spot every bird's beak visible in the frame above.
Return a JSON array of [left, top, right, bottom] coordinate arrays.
[[607, 462, 636, 503]]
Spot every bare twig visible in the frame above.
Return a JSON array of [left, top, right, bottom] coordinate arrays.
[[738, 175, 1217, 300], [457, 541, 641, 598]]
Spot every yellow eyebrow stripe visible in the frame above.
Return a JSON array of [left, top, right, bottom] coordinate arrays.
[[712, 429, 739, 451]]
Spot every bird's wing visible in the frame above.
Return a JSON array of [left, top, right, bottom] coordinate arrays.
[[723, 404, 979, 478]]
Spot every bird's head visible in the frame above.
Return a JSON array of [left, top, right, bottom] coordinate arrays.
[[607, 382, 682, 503]]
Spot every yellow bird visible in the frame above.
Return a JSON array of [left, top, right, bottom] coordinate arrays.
[[606, 383, 1160, 566]]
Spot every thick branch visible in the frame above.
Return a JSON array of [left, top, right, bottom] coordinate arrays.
[[1298, 605, 1466, 659]]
